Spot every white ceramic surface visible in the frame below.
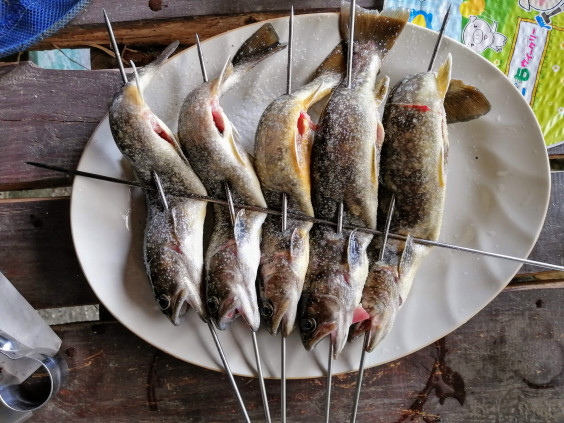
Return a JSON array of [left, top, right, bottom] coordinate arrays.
[[70, 14, 550, 378]]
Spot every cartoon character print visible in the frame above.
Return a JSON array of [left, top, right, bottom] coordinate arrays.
[[463, 16, 508, 53], [518, 0, 564, 12]]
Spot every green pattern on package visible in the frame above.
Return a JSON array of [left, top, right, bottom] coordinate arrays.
[[461, 0, 564, 147], [385, 0, 563, 147]]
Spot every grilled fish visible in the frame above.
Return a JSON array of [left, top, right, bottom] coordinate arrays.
[[178, 24, 286, 331], [299, 3, 409, 357], [109, 42, 209, 324], [255, 45, 345, 337], [349, 54, 491, 351]]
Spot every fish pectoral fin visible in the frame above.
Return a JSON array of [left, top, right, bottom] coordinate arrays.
[[347, 230, 362, 272], [233, 209, 249, 248], [373, 75, 390, 104], [398, 235, 414, 278], [444, 79, 492, 124], [290, 228, 306, 262], [438, 141, 446, 188], [436, 53, 452, 99], [228, 121, 247, 165]]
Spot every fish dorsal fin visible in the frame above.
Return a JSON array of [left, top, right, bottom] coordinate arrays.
[[444, 79, 492, 124], [374, 75, 390, 103], [233, 209, 248, 248], [398, 235, 414, 277], [347, 229, 362, 271], [436, 53, 452, 99]]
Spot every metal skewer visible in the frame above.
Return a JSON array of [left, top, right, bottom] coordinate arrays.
[[428, 3, 452, 72], [224, 182, 272, 423], [280, 9, 294, 422], [101, 15, 253, 423], [207, 321, 252, 423], [151, 170, 169, 212], [350, 196, 395, 423], [196, 34, 208, 83], [102, 9, 128, 84], [26, 161, 564, 272]]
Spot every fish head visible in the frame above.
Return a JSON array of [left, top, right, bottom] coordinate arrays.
[[348, 264, 401, 352], [298, 270, 351, 356], [148, 246, 205, 325], [259, 270, 301, 337], [206, 249, 260, 331]]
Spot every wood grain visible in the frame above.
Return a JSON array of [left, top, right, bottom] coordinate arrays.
[[30, 288, 564, 422], [70, 0, 383, 25], [0, 198, 97, 308], [0, 62, 122, 190]]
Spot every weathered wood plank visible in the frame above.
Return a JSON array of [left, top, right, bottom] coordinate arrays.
[[31, 288, 564, 422], [70, 0, 382, 25], [0, 197, 97, 308], [0, 62, 122, 190]]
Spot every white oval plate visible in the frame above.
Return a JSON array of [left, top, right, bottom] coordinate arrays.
[[71, 13, 550, 378]]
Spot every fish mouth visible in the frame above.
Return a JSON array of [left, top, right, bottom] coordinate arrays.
[[303, 321, 338, 351], [168, 288, 191, 326], [266, 297, 295, 337]]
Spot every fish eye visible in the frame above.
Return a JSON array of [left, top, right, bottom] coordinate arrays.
[[157, 294, 171, 311], [300, 317, 317, 334], [207, 296, 219, 313], [260, 300, 274, 318]]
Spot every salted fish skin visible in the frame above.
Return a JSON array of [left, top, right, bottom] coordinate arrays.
[[178, 24, 286, 332], [299, 4, 409, 357], [109, 42, 208, 323], [254, 46, 344, 337], [351, 55, 491, 351]]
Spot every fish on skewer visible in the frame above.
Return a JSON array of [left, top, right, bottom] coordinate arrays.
[[108, 42, 209, 324], [299, 3, 410, 357], [254, 44, 345, 337], [349, 54, 491, 351], [178, 24, 286, 331]]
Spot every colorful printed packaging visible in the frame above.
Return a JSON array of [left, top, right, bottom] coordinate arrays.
[[385, 0, 563, 148]]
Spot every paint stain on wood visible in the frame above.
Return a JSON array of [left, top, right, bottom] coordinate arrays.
[[147, 351, 160, 411], [395, 338, 466, 422], [149, 0, 162, 12]]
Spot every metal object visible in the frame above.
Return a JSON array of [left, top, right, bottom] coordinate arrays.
[[207, 322, 251, 423], [286, 6, 294, 96], [427, 4, 452, 72], [196, 34, 208, 83], [346, 0, 356, 89], [324, 341, 334, 423], [337, 202, 344, 234], [24, 161, 564, 272], [281, 336, 287, 423], [224, 182, 237, 226], [350, 195, 396, 423], [252, 332, 272, 423], [102, 9, 128, 84], [152, 170, 169, 212]]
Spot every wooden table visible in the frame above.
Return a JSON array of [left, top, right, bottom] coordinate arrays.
[[1, 1, 563, 421]]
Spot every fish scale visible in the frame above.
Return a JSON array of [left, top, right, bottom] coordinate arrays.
[[299, 3, 410, 357]]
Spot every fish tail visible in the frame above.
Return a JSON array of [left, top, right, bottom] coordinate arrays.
[[217, 23, 286, 94], [135, 40, 179, 90], [340, 2, 409, 58], [232, 23, 287, 67], [310, 43, 346, 81]]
